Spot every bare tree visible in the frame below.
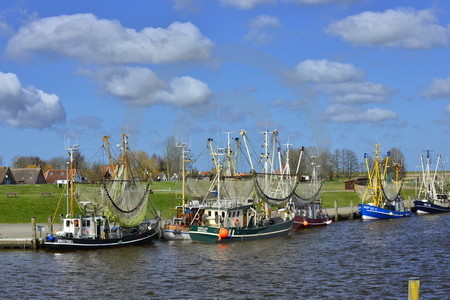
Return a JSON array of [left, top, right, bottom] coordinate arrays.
[[82, 162, 103, 183], [129, 150, 161, 180], [47, 156, 68, 170], [387, 147, 406, 180], [333, 149, 344, 180], [163, 136, 182, 179], [12, 156, 46, 168], [342, 148, 359, 178]]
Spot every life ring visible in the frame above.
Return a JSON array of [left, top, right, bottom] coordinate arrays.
[[233, 219, 240, 227]]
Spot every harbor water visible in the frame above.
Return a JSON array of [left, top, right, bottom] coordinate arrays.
[[0, 213, 448, 299]]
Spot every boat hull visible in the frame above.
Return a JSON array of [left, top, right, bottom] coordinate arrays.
[[44, 221, 159, 250], [162, 225, 191, 241], [189, 219, 293, 243], [292, 215, 332, 229], [359, 204, 412, 220], [412, 200, 450, 214]]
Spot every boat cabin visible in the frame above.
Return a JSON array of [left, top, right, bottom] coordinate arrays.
[[55, 215, 112, 239], [202, 205, 254, 228]]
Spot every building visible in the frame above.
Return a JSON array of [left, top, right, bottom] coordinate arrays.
[[10, 168, 47, 184], [44, 169, 69, 184], [345, 178, 368, 190], [155, 173, 167, 181], [0, 167, 15, 184]]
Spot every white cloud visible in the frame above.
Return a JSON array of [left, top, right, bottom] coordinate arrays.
[[422, 77, 450, 99], [0, 72, 66, 128], [326, 8, 450, 49], [170, 0, 200, 12], [295, 59, 364, 83], [221, 0, 351, 9], [250, 15, 282, 29], [286, 0, 354, 4], [6, 13, 213, 64], [245, 15, 282, 45], [96, 66, 212, 107], [320, 82, 395, 104], [323, 104, 397, 122], [221, 0, 275, 10], [0, 20, 13, 36]]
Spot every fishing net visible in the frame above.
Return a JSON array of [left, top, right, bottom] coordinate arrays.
[[353, 183, 373, 203], [381, 181, 402, 202], [254, 173, 298, 202], [102, 179, 150, 227], [293, 180, 323, 202], [74, 184, 107, 213], [186, 177, 216, 199], [220, 176, 254, 202]]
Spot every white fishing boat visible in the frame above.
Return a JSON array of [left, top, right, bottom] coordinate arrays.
[[45, 134, 160, 250], [412, 150, 450, 214]]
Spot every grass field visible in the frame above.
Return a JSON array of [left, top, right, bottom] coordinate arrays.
[[0, 180, 418, 223]]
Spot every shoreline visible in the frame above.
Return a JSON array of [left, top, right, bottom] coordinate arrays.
[[0, 223, 48, 239]]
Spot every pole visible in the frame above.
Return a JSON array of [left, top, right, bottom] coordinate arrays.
[[349, 199, 353, 220], [31, 217, 37, 249], [408, 277, 420, 300], [334, 199, 338, 222], [48, 216, 53, 235]]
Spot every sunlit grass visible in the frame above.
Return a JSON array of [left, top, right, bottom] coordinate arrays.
[[0, 180, 420, 223]]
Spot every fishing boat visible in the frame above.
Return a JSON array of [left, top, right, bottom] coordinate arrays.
[[188, 130, 294, 243], [355, 144, 412, 220], [292, 199, 332, 228], [44, 134, 160, 250], [291, 151, 331, 229], [162, 143, 201, 240], [412, 150, 450, 214]]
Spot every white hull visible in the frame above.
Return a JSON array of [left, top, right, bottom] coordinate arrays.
[[162, 230, 191, 241]]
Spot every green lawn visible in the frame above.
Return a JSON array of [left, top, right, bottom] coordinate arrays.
[[0, 181, 419, 223]]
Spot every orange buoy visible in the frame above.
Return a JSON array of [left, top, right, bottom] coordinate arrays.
[[218, 227, 229, 238], [303, 220, 309, 226]]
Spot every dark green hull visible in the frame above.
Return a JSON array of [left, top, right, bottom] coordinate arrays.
[[189, 219, 293, 243]]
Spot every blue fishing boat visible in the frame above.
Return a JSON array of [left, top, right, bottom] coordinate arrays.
[[355, 144, 412, 220]]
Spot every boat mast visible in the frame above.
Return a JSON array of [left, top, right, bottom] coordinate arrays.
[[240, 130, 254, 171], [295, 146, 305, 175], [177, 142, 189, 219], [120, 133, 130, 180], [102, 136, 116, 173], [365, 144, 385, 207], [207, 138, 221, 204], [67, 144, 78, 217]]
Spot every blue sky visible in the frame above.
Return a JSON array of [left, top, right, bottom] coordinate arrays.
[[0, 0, 449, 171]]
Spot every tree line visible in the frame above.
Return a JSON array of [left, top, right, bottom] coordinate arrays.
[[5, 136, 406, 182]]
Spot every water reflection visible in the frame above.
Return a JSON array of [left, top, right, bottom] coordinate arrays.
[[0, 213, 448, 299]]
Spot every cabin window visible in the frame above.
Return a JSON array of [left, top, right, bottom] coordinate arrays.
[[232, 211, 236, 217], [65, 220, 70, 227], [215, 211, 218, 216], [228, 212, 231, 218], [74, 219, 80, 228], [237, 211, 240, 217], [222, 212, 225, 218], [208, 211, 211, 217]]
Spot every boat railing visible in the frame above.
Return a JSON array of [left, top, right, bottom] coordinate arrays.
[[202, 198, 251, 208]]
